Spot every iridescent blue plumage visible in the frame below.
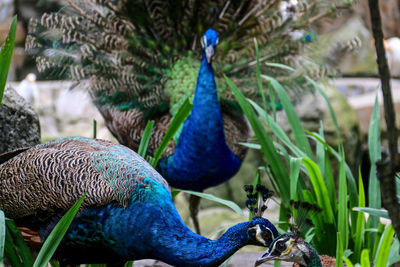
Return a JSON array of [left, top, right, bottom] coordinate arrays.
[[158, 29, 242, 191], [0, 137, 278, 266]]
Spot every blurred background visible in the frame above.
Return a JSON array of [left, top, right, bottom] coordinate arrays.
[[1, 1, 400, 265]]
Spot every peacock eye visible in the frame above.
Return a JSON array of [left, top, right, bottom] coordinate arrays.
[[247, 228, 257, 238], [276, 241, 286, 252], [261, 230, 271, 240]]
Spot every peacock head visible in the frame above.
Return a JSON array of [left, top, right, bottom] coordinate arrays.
[[254, 232, 317, 266], [246, 217, 279, 247], [201, 29, 219, 63]]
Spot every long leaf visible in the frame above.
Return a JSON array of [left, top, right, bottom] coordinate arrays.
[[5, 219, 33, 266], [33, 194, 85, 267], [152, 99, 192, 167], [302, 158, 334, 224], [375, 225, 394, 267], [354, 168, 366, 262], [4, 225, 21, 267], [367, 96, 381, 252], [338, 147, 348, 249], [289, 157, 301, 201], [248, 99, 306, 158], [336, 232, 344, 267], [360, 249, 371, 267], [138, 120, 155, 157], [226, 75, 290, 203], [0, 16, 17, 104], [261, 75, 313, 158], [181, 190, 245, 218], [353, 207, 389, 219]]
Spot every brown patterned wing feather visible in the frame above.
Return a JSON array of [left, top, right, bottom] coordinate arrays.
[[0, 137, 168, 221], [98, 105, 250, 160]]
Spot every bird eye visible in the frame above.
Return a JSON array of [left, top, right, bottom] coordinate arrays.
[[261, 230, 271, 240], [247, 228, 257, 238], [276, 241, 286, 252]]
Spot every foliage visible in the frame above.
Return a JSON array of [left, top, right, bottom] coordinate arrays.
[[0, 16, 17, 104], [226, 44, 398, 265]]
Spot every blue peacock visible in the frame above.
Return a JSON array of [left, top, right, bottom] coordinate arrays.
[[26, 0, 346, 232], [0, 137, 278, 266]]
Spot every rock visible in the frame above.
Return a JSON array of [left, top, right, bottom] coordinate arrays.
[[0, 86, 41, 153]]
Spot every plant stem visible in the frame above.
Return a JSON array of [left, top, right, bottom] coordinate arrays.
[[368, 0, 400, 237]]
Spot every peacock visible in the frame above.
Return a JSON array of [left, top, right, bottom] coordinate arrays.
[[0, 136, 279, 266], [254, 232, 337, 267], [254, 200, 337, 267], [26, 0, 355, 232]]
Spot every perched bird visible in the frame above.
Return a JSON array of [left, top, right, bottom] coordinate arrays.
[[0, 136, 279, 266], [254, 232, 337, 267], [26, 0, 353, 232]]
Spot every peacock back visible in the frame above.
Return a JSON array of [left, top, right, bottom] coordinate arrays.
[[0, 136, 168, 222]]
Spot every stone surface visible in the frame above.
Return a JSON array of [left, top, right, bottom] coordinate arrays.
[[8, 80, 116, 142], [0, 86, 41, 153]]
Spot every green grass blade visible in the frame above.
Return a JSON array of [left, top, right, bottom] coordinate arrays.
[[316, 123, 325, 175], [248, 99, 306, 158], [352, 207, 389, 219], [338, 147, 348, 249], [302, 158, 334, 224], [343, 257, 354, 267], [261, 75, 313, 158], [138, 120, 155, 157], [226, 75, 290, 203], [153, 99, 192, 167], [336, 232, 344, 267], [360, 249, 371, 267], [306, 131, 358, 204], [289, 157, 301, 201], [265, 62, 341, 142], [181, 190, 244, 218], [388, 237, 400, 266], [375, 225, 394, 267], [92, 119, 97, 139], [354, 168, 366, 262], [33, 194, 85, 267], [5, 219, 33, 266], [4, 226, 22, 267], [372, 223, 385, 260], [0, 16, 17, 104], [367, 96, 382, 251]]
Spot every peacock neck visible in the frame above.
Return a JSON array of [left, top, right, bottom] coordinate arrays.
[[158, 52, 241, 191], [303, 245, 323, 267], [145, 206, 253, 267]]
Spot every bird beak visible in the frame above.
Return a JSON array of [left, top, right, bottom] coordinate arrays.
[[205, 45, 214, 63], [254, 251, 274, 267]]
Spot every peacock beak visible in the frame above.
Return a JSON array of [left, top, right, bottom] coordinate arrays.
[[254, 250, 274, 266], [205, 45, 214, 63]]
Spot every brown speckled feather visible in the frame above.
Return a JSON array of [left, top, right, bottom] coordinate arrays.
[[98, 105, 250, 160], [0, 137, 168, 221]]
